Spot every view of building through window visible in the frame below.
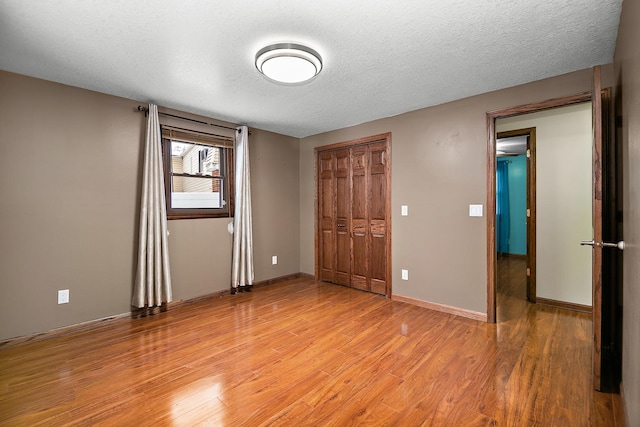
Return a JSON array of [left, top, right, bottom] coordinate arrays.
[[170, 141, 224, 209]]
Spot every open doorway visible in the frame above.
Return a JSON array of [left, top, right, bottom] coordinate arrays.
[[487, 78, 621, 392], [486, 91, 595, 323], [495, 129, 535, 313], [496, 103, 593, 317]]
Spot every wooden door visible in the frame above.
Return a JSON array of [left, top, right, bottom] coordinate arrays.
[[525, 131, 537, 304], [315, 133, 391, 296], [350, 144, 369, 291], [368, 141, 390, 294], [591, 67, 622, 392], [318, 150, 335, 283], [335, 149, 351, 286], [599, 85, 622, 393], [591, 65, 604, 391]]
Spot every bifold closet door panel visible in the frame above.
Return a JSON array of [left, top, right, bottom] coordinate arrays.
[[335, 149, 351, 286], [369, 142, 388, 295], [351, 145, 370, 291], [318, 150, 335, 282]]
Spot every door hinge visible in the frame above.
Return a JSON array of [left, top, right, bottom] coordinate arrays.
[[526, 209, 531, 218], [526, 268, 531, 277], [526, 149, 531, 158]]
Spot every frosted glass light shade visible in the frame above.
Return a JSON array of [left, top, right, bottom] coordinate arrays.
[[256, 43, 322, 84]]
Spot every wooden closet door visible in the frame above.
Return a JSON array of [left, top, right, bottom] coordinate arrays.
[[334, 149, 351, 286], [318, 150, 335, 282], [351, 145, 369, 291], [316, 133, 391, 297], [368, 141, 389, 294]]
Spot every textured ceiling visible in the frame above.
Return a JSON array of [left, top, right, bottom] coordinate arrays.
[[0, 0, 622, 138]]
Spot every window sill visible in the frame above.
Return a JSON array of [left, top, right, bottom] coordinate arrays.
[[167, 210, 231, 220]]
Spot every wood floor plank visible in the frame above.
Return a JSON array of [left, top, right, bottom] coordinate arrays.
[[0, 270, 623, 426], [312, 372, 404, 427]]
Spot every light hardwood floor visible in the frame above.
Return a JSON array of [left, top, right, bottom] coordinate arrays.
[[0, 269, 624, 426]]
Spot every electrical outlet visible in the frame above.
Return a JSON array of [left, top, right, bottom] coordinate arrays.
[[401, 269, 409, 281], [401, 205, 408, 216], [58, 289, 69, 304], [272, 255, 278, 265]]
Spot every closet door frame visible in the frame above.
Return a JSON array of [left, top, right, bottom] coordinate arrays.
[[314, 132, 392, 297]]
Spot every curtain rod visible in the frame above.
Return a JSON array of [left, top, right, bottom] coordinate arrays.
[[137, 105, 245, 133]]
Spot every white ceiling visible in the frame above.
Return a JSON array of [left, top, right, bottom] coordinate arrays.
[[0, 0, 622, 138]]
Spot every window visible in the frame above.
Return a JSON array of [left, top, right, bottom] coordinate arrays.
[[162, 125, 234, 219]]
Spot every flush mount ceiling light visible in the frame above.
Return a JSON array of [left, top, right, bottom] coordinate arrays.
[[255, 43, 322, 84]]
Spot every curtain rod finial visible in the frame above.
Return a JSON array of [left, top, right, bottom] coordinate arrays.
[[236, 125, 251, 135], [137, 105, 149, 117]]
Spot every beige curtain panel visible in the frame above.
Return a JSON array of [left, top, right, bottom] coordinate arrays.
[[231, 125, 254, 290], [132, 104, 172, 308]]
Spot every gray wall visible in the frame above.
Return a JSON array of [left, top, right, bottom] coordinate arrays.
[[250, 128, 301, 279], [300, 68, 607, 316], [614, 0, 640, 423], [0, 71, 300, 341]]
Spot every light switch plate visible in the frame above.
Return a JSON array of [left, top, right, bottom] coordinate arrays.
[[469, 204, 483, 217], [401, 205, 408, 216], [272, 256, 278, 265], [58, 289, 69, 304], [401, 269, 409, 280]]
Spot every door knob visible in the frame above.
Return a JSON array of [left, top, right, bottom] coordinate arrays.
[[580, 240, 625, 250]]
